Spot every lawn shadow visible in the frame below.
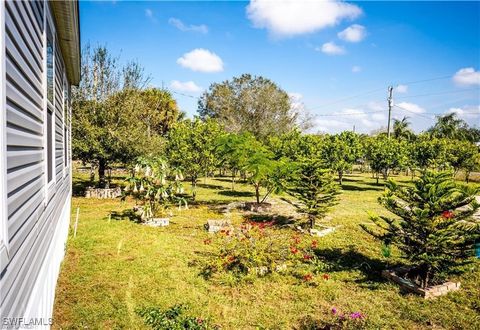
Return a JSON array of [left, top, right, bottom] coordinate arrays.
[[110, 208, 142, 223], [197, 183, 225, 190], [72, 177, 91, 197], [218, 190, 255, 197], [340, 184, 383, 192], [314, 246, 401, 290], [243, 213, 296, 227]]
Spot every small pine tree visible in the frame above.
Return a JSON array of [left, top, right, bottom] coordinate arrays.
[[288, 159, 339, 228], [361, 171, 480, 288]]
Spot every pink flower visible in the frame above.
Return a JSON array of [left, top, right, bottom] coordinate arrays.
[[331, 307, 337, 315]]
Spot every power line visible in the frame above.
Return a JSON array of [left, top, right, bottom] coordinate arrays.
[[314, 110, 384, 117], [306, 74, 457, 111], [394, 75, 453, 86], [393, 104, 434, 120], [395, 88, 479, 99], [170, 90, 197, 99]]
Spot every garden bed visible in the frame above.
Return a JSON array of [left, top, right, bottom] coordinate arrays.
[[382, 267, 461, 299]]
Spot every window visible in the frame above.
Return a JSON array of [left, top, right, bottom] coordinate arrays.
[[46, 23, 54, 104], [63, 80, 68, 169], [47, 109, 53, 182], [46, 15, 55, 185]]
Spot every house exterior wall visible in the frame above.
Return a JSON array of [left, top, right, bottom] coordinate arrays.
[[0, 0, 74, 326]]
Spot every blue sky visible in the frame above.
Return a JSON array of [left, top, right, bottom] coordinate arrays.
[[80, 0, 480, 133]]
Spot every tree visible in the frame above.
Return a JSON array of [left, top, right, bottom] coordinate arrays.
[[429, 113, 469, 140], [365, 136, 407, 183], [409, 135, 447, 171], [198, 74, 300, 140], [216, 133, 261, 190], [138, 88, 180, 136], [393, 116, 414, 141], [287, 159, 339, 228], [322, 132, 361, 185], [361, 171, 480, 288], [72, 45, 175, 187], [445, 140, 479, 181], [267, 129, 323, 162], [166, 118, 224, 199], [245, 150, 293, 205]]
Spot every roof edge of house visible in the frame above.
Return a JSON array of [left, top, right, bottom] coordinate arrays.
[[50, 0, 81, 86]]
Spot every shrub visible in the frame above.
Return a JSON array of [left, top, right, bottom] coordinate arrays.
[[199, 223, 328, 281], [137, 304, 215, 330], [124, 156, 186, 219], [361, 170, 480, 287]]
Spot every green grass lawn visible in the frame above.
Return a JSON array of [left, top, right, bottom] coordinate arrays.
[[53, 172, 480, 329]]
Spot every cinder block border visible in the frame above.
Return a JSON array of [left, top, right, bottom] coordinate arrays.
[[382, 267, 460, 299]]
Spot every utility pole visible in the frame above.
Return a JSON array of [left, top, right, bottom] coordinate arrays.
[[353, 124, 356, 133], [387, 86, 393, 138]]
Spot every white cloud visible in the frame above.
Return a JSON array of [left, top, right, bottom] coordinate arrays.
[[395, 102, 425, 114], [246, 0, 362, 38], [318, 42, 345, 55], [368, 101, 385, 112], [315, 118, 350, 132], [371, 113, 386, 121], [352, 65, 362, 73], [177, 49, 224, 73], [453, 67, 480, 86], [170, 80, 203, 93], [338, 24, 366, 42], [145, 9, 153, 18], [447, 105, 480, 120], [168, 18, 208, 34], [395, 84, 408, 93]]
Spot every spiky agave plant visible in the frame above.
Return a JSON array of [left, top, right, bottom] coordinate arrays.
[[361, 170, 480, 288]]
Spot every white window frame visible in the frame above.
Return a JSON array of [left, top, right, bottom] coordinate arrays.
[[44, 3, 56, 203], [0, 0, 10, 268], [62, 75, 68, 177]]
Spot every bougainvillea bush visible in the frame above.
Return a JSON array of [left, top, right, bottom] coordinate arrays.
[[362, 170, 480, 288], [199, 221, 330, 282]]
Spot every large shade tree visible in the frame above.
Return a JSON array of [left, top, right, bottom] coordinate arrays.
[[198, 74, 302, 140], [72, 45, 178, 187]]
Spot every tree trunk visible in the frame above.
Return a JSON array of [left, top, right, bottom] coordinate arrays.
[[98, 159, 106, 188], [382, 168, 388, 180], [255, 185, 260, 204], [90, 164, 95, 182], [309, 214, 315, 229], [338, 170, 343, 185], [376, 172, 379, 185], [191, 177, 197, 200]]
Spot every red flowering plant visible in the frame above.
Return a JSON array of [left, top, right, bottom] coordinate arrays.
[[198, 222, 328, 281]]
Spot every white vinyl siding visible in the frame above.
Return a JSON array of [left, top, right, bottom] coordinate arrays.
[[0, 0, 72, 320]]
